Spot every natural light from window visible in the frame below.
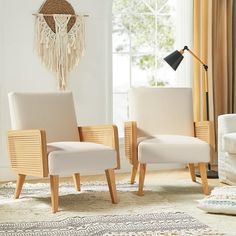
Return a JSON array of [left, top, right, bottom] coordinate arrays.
[[112, 0, 193, 136]]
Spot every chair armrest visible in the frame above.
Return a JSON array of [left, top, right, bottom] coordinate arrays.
[[218, 114, 236, 156], [7, 129, 48, 177], [194, 121, 215, 164], [78, 125, 120, 169], [124, 121, 138, 166], [218, 114, 236, 134], [194, 121, 215, 147], [194, 120, 215, 152]]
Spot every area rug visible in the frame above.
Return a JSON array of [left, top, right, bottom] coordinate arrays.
[[0, 181, 225, 235], [0, 212, 218, 236]]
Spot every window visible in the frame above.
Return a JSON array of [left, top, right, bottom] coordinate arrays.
[[112, 0, 193, 136]]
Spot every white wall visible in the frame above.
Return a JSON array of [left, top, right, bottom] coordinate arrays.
[[0, 0, 7, 181], [0, 0, 184, 181], [0, 0, 113, 181]]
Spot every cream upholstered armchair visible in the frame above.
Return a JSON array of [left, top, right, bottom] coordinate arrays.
[[7, 92, 120, 213], [125, 87, 214, 196], [218, 114, 236, 185]]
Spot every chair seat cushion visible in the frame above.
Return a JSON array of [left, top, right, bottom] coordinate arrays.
[[138, 135, 210, 164], [47, 142, 116, 175], [222, 133, 236, 154]]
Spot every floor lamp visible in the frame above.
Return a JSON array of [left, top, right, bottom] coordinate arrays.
[[164, 45, 218, 179]]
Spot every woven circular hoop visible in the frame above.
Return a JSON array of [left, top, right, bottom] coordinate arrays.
[[39, 0, 76, 33]]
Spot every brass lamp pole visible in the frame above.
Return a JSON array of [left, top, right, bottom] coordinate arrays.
[[181, 46, 209, 120], [164, 46, 218, 179]]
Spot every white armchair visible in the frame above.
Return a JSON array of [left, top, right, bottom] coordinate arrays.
[[218, 114, 236, 185], [125, 87, 214, 196], [7, 92, 120, 213]]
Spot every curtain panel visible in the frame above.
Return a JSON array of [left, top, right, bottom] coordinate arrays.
[[193, 0, 235, 164], [211, 0, 234, 116]]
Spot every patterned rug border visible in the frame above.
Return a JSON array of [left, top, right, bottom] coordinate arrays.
[[0, 212, 222, 236], [0, 181, 137, 188], [0, 181, 139, 201], [0, 181, 139, 192]]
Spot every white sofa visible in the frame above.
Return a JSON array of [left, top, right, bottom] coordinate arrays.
[[218, 114, 236, 185]]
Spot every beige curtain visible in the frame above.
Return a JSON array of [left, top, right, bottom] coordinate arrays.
[[193, 0, 209, 122], [193, 0, 235, 164], [211, 0, 234, 116], [234, 1, 236, 105]]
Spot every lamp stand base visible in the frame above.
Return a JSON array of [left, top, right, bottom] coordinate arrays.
[[196, 163, 219, 179], [196, 170, 218, 179]]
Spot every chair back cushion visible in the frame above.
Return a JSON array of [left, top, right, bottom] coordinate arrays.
[[128, 87, 194, 136], [8, 92, 80, 142]]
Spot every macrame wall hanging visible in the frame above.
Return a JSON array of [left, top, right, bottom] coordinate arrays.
[[34, 0, 87, 90]]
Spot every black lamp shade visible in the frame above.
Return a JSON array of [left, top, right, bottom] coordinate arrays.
[[164, 50, 184, 71]]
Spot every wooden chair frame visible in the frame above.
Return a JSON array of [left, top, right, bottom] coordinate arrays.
[[124, 121, 215, 196], [8, 125, 120, 213]]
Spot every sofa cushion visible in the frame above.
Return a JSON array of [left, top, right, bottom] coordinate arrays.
[[138, 135, 210, 164], [222, 133, 236, 153], [47, 142, 116, 175]]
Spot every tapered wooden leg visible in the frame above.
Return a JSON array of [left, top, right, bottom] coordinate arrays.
[[73, 173, 81, 191], [105, 169, 118, 204], [15, 174, 26, 199], [50, 175, 59, 213], [138, 163, 146, 196], [188, 163, 196, 182], [130, 163, 138, 184], [198, 163, 209, 195]]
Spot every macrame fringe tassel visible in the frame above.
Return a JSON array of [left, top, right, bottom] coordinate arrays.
[[35, 14, 85, 90]]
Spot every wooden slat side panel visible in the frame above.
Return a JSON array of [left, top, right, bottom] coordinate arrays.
[[194, 121, 215, 163], [194, 121, 210, 143], [124, 121, 138, 165], [194, 121, 214, 145], [78, 125, 120, 169], [7, 130, 48, 177]]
